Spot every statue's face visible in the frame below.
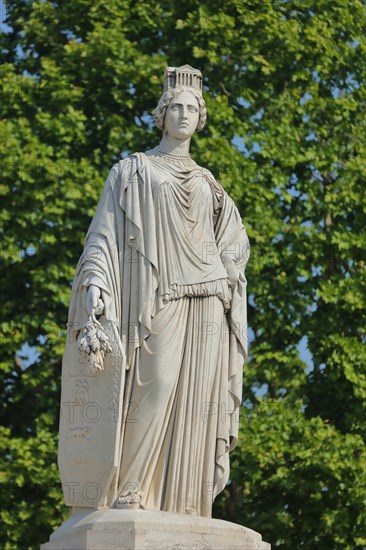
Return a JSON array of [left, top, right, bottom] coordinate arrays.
[[164, 90, 200, 139]]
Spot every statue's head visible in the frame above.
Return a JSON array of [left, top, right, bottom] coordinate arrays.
[[154, 65, 207, 133]]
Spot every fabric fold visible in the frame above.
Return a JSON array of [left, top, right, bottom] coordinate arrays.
[[63, 150, 249, 513]]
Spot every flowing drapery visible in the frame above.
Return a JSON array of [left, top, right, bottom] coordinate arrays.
[[60, 151, 249, 514]]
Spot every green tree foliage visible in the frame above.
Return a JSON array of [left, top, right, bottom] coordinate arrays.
[[1, 1, 365, 548]]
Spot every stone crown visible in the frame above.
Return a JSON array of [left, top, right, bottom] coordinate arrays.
[[163, 65, 203, 94]]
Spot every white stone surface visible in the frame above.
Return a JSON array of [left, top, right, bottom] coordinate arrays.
[[58, 68, 250, 514], [41, 508, 270, 549], [58, 318, 126, 508], [52, 65, 269, 550]]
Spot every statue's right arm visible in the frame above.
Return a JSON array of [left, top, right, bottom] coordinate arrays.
[[81, 163, 121, 319], [86, 284, 102, 317]]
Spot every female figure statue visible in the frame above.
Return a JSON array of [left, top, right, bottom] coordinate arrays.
[[58, 65, 249, 519]]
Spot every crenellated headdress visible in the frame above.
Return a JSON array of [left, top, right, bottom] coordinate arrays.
[[163, 65, 203, 95]]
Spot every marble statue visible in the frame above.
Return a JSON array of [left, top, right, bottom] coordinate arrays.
[[57, 65, 250, 520]]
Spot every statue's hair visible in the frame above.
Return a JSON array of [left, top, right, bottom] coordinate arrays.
[[154, 87, 207, 132]]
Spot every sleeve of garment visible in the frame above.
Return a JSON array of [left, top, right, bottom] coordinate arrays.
[[214, 189, 250, 359], [67, 163, 123, 332], [66, 154, 161, 365]]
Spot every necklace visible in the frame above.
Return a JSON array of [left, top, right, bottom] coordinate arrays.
[[155, 147, 192, 162]]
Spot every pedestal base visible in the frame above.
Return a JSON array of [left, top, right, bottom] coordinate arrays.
[[41, 508, 270, 549]]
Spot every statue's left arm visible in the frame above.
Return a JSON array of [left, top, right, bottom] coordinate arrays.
[[214, 189, 250, 359]]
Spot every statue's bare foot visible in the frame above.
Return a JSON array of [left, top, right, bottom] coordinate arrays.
[[115, 489, 143, 510]]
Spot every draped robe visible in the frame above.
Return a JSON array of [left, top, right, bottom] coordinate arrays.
[[60, 149, 249, 517]]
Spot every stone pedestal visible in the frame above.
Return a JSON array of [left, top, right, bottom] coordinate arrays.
[[41, 508, 270, 549]]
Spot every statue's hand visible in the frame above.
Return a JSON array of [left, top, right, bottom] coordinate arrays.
[[86, 285, 104, 317], [225, 262, 239, 287]]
